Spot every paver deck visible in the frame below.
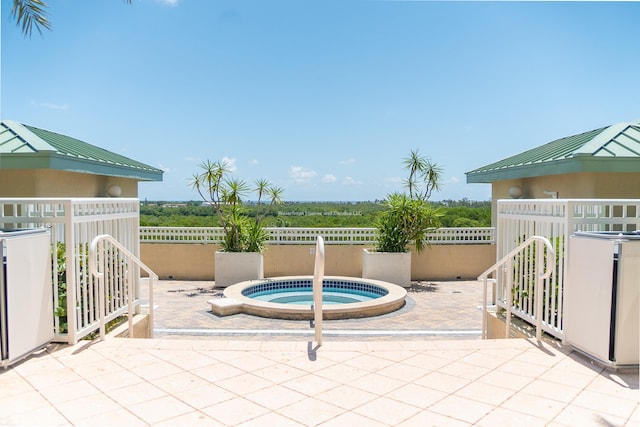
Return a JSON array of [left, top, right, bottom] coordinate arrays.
[[1, 280, 638, 426], [149, 280, 485, 339]]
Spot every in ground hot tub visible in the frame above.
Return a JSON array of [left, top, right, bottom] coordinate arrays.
[[214, 276, 407, 320]]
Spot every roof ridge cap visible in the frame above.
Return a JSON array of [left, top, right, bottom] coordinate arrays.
[[573, 122, 632, 156], [1, 120, 57, 153]]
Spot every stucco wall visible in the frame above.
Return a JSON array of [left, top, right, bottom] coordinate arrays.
[[0, 169, 138, 197], [489, 172, 640, 225], [140, 243, 496, 282]]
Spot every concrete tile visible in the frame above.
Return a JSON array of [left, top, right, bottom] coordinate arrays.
[[552, 404, 628, 427], [154, 411, 224, 427], [202, 397, 269, 426], [216, 372, 275, 395], [571, 389, 638, 420], [224, 352, 279, 372], [191, 362, 244, 383], [19, 366, 83, 389], [65, 358, 124, 379], [172, 383, 235, 409], [414, 371, 471, 394], [74, 408, 148, 426], [0, 404, 70, 427], [520, 378, 582, 404], [315, 384, 377, 410], [108, 381, 168, 406], [237, 411, 303, 427], [476, 369, 534, 391], [397, 409, 471, 426], [127, 395, 194, 425], [37, 379, 102, 405], [342, 353, 396, 372], [87, 368, 145, 392], [402, 352, 454, 370], [501, 391, 565, 419], [437, 360, 491, 381], [251, 362, 308, 384], [476, 407, 547, 427], [538, 367, 601, 389], [283, 353, 338, 372], [244, 384, 307, 410], [496, 359, 550, 378], [586, 372, 640, 402], [0, 389, 57, 418], [455, 381, 516, 406], [130, 360, 186, 381], [314, 362, 370, 383], [152, 371, 210, 394], [317, 411, 387, 427], [55, 393, 124, 425], [277, 397, 345, 426], [386, 383, 448, 408], [0, 370, 37, 398], [377, 361, 429, 382], [281, 373, 340, 396], [150, 349, 220, 370], [429, 395, 494, 424], [626, 405, 640, 427], [353, 396, 422, 425], [370, 350, 418, 363], [349, 372, 406, 395]]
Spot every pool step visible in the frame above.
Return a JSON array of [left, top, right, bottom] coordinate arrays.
[[208, 298, 242, 316]]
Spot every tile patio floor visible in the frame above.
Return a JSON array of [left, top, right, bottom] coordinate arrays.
[[1, 281, 638, 426]]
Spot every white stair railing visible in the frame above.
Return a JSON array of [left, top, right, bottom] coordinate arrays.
[[313, 236, 325, 345], [89, 234, 158, 340], [478, 236, 556, 342]]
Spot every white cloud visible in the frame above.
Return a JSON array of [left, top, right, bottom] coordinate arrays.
[[339, 158, 356, 165], [322, 174, 337, 183], [222, 156, 237, 172], [342, 176, 362, 186], [289, 166, 317, 183], [449, 176, 461, 184], [31, 101, 69, 111], [249, 159, 259, 166]]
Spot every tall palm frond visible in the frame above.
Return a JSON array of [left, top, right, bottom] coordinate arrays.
[[12, 0, 133, 37], [12, 0, 51, 37]]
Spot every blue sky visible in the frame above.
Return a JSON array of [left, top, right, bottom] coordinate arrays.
[[2, 1, 639, 202]]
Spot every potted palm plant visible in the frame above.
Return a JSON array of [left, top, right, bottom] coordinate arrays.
[[363, 150, 443, 287], [190, 159, 284, 287]]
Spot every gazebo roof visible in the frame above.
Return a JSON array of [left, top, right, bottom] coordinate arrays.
[[0, 120, 163, 181], [466, 121, 640, 183]]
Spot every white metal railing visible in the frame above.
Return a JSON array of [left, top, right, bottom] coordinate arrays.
[[313, 236, 325, 345], [497, 199, 640, 340], [139, 226, 496, 245], [0, 198, 140, 344], [89, 234, 158, 340], [479, 236, 556, 342]]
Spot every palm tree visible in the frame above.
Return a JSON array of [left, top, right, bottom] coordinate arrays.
[[11, 0, 131, 37], [189, 159, 284, 252], [402, 149, 443, 201]]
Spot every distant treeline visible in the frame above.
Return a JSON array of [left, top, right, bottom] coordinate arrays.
[[140, 199, 491, 228]]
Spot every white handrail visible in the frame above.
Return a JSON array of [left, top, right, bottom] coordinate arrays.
[[89, 234, 158, 340], [313, 236, 325, 345], [478, 235, 556, 342]]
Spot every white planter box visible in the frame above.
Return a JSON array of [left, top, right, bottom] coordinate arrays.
[[362, 249, 411, 288], [215, 251, 264, 288]]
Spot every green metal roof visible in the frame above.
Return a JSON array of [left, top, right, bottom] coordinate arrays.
[[466, 121, 640, 183], [0, 120, 163, 181]]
